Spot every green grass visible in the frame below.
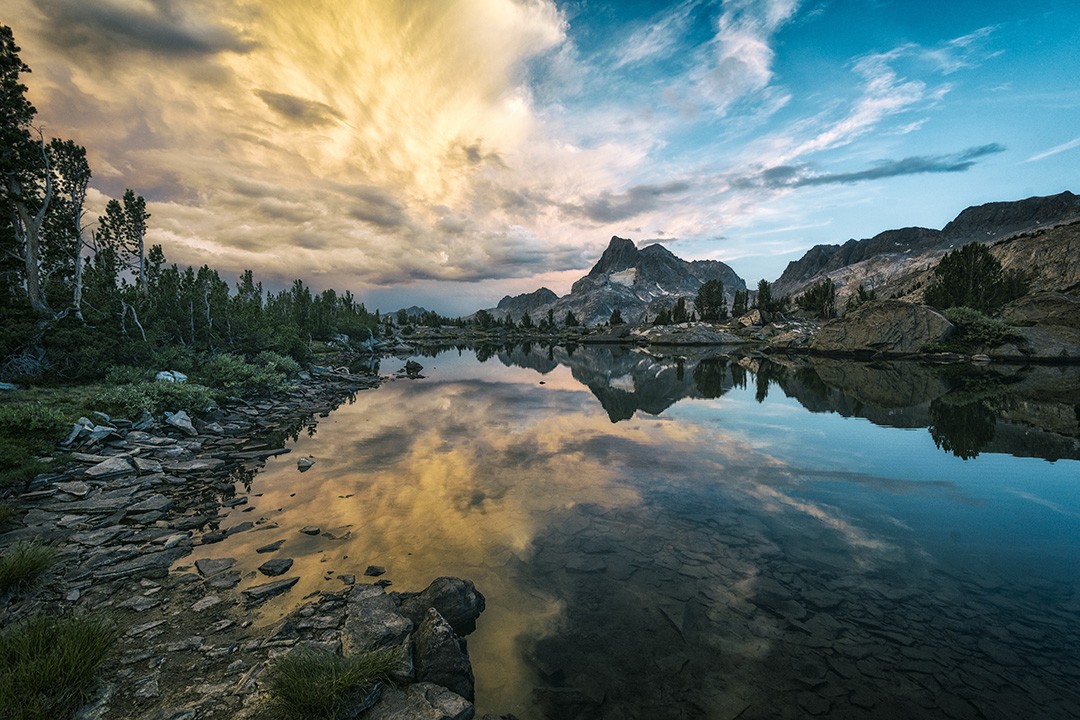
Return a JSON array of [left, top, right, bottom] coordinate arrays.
[[266, 646, 398, 720], [0, 614, 120, 720], [0, 503, 18, 526], [0, 541, 59, 592]]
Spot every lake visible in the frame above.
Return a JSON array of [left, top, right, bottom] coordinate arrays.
[[187, 345, 1080, 719]]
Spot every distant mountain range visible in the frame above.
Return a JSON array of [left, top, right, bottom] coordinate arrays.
[[481, 191, 1080, 326], [772, 191, 1080, 303], [487, 237, 746, 325]]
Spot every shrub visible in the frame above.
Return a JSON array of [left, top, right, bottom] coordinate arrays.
[[103, 365, 152, 385], [90, 381, 216, 418], [944, 307, 1024, 349], [0, 504, 17, 525], [0, 403, 69, 491], [0, 403, 67, 440], [0, 614, 121, 720], [0, 541, 58, 591], [266, 646, 397, 720], [796, 278, 837, 319], [196, 353, 289, 396], [254, 351, 301, 377]]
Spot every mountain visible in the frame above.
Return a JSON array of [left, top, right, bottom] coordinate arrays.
[[485, 237, 746, 325], [773, 191, 1080, 303], [496, 288, 558, 318]]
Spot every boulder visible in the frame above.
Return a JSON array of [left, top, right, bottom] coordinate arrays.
[[398, 577, 486, 636], [737, 309, 770, 327], [405, 360, 424, 377], [258, 558, 294, 577], [413, 608, 475, 702], [164, 410, 197, 436], [342, 584, 414, 655], [155, 370, 188, 383], [242, 577, 299, 604], [84, 456, 134, 478], [365, 682, 473, 720], [1001, 292, 1080, 330], [811, 300, 955, 355]]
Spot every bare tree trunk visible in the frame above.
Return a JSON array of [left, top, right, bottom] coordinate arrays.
[[120, 300, 147, 342]]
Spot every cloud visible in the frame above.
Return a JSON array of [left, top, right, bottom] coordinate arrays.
[[569, 181, 693, 224], [1026, 136, 1080, 163], [733, 144, 1006, 188], [33, 0, 254, 59], [610, 0, 700, 70], [255, 90, 343, 125], [697, 0, 800, 114]]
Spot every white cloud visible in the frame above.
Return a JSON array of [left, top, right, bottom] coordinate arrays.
[[1026, 136, 1080, 163]]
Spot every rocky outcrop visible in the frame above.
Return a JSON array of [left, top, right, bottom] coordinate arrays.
[[1001, 292, 1080, 329], [811, 300, 955, 356], [634, 323, 745, 346]]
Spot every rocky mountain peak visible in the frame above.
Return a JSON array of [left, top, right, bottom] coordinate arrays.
[[942, 191, 1080, 241], [588, 236, 639, 277]]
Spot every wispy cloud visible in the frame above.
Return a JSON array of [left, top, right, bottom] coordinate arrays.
[[733, 144, 1006, 189], [610, 0, 700, 70], [1027, 136, 1080, 163]]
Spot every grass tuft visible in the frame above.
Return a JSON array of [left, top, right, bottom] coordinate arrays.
[[0, 503, 18, 526], [0, 541, 59, 591], [266, 645, 398, 720], [0, 614, 121, 720]]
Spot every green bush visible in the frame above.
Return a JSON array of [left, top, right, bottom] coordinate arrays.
[[0, 403, 69, 492], [103, 365, 152, 385], [254, 351, 301, 377], [0, 614, 121, 720], [0, 541, 58, 591], [0, 403, 67, 440], [945, 307, 1024, 349], [266, 646, 397, 720], [90, 381, 216, 418], [196, 353, 289, 396]]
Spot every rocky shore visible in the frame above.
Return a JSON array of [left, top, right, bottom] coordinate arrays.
[[0, 367, 504, 720]]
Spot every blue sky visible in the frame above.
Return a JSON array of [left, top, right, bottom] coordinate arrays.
[[8, 0, 1079, 314]]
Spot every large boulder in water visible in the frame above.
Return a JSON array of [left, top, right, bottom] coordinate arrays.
[[413, 608, 475, 702], [398, 577, 486, 636], [811, 300, 956, 355]]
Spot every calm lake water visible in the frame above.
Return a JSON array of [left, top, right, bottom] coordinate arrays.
[[189, 346, 1080, 719]]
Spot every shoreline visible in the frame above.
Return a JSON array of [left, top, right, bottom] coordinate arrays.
[[0, 365, 496, 720]]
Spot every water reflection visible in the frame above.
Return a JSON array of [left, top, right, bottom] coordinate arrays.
[[185, 347, 1080, 719], [487, 343, 1080, 461]]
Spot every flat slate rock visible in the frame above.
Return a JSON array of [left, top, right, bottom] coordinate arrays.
[[365, 565, 387, 577], [243, 577, 299, 604], [54, 480, 91, 497], [299, 526, 321, 535], [164, 458, 226, 473], [85, 456, 135, 478], [195, 557, 237, 577], [205, 570, 242, 590], [256, 539, 286, 553], [258, 558, 294, 577]]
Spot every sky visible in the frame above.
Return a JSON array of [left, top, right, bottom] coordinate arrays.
[[7, 0, 1079, 315]]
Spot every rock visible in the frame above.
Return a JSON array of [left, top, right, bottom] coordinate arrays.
[[258, 558, 294, 577], [297, 457, 316, 472], [300, 526, 321, 535], [1002, 291, 1080, 329], [1005, 324, 1080, 360], [243, 577, 299, 604], [191, 595, 221, 612], [155, 370, 188, 383], [636, 324, 745, 346], [365, 565, 386, 577], [0, 381, 18, 390], [128, 493, 174, 514], [365, 682, 473, 720], [811, 300, 956, 355], [342, 584, 414, 655], [737, 309, 770, 327], [256, 539, 286, 553], [54, 481, 91, 498], [205, 571, 242, 590], [163, 458, 225, 473], [405, 360, 424, 377], [84, 456, 135, 478], [94, 548, 187, 581], [133, 457, 163, 474], [413, 608, 475, 702], [195, 557, 237, 577], [399, 577, 486, 636], [164, 410, 197, 436]]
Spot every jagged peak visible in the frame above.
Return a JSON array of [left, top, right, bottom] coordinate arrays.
[[589, 236, 640, 277]]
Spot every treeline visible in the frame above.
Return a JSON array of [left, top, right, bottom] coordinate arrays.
[[0, 26, 377, 380]]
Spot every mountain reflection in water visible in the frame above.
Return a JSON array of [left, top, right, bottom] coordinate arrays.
[[186, 346, 1080, 719]]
